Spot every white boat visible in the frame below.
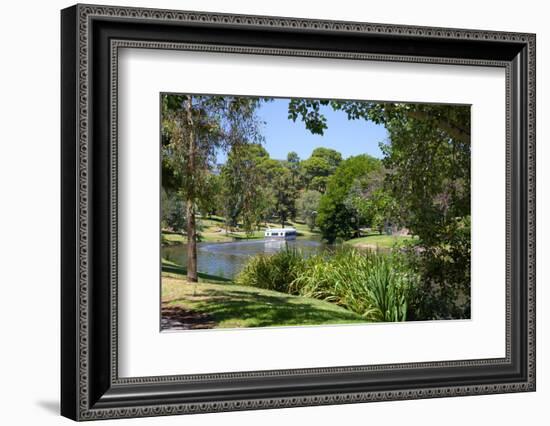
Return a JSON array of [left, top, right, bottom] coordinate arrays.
[[264, 227, 297, 240]]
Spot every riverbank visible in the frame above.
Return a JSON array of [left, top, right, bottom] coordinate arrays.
[[161, 259, 364, 330], [162, 219, 321, 246], [344, 233, 416, 250]]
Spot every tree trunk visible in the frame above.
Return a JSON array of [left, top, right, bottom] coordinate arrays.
[[186, 198, 198, 282], [185, 97, 198, 283]]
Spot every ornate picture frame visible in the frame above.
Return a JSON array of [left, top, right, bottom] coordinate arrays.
[[61, 4, 535, 421]]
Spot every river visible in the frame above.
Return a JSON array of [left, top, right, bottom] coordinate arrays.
[[162, 237, 331, 280]]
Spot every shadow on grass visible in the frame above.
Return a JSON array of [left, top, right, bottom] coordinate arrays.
[[168, 287, 364, 328]]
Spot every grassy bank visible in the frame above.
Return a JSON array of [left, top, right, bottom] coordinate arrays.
[[345, 233, 416, 250], [161, 259, 365, 329], [162, 229, 264, 245], [236, 247, 419, 322], [162, 218, 321, 246]]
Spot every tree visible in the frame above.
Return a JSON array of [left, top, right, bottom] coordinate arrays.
[[343, 168, 399, 234], [297, 190, 322, 231], [161, 188, 187, 233], [286, 151, 301, 187], [299, 147, 342, 192], [310, 147, 342, 171], [288, 98, 471, 318], [300, 156, 331, 192], [317, 155, 382, 242], [288, 100, 469, 145], [220, 143, 271, 233], [287, 100, 470, 240], [271, 167, 297, 227], [162, 94, 263, 282]]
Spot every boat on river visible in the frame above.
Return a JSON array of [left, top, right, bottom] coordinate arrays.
[[264, 227, 297, 240]]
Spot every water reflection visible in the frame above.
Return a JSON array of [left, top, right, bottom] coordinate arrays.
[[162, 238, 328, 280]]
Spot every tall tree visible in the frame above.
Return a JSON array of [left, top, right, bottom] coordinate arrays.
[[271, 167, 297, 227], [221, 143, 271, 233], [162, 95, 263, 282], [317, 155, 382, 242], [300, 156, 331, 192], [300, 147, 342, 192], [310, 147, 342, 171], [286, 151, 301, 187], [343, 167, 400, 234]]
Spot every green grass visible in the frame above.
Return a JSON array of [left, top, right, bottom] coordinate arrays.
[[345, 233, 416, 250], [162, 218, 320, 246], [289, 221, 321, 237], [162, 229, 265, 245], [161, 259, 365, 328], [162, 231, 186, 245]]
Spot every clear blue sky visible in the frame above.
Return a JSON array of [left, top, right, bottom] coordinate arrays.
[[217, 98, 388, 163]]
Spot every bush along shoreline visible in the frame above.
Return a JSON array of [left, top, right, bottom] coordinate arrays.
[[236, 246, 421, 322]]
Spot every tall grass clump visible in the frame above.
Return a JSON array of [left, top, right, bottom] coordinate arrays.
[[235, 247, 305, 294], [291, 248, 419, 322]]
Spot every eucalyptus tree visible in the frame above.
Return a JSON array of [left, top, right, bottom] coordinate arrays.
[[162, 94, 264, 282], [220, 143, 271, 233]]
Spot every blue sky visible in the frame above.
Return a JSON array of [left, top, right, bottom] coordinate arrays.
[[217, 98, 388, 163]]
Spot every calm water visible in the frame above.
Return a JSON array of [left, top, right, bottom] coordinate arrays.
[[162, 237, 330, 280]]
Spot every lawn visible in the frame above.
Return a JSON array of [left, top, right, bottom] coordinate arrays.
[[345, 233, 416, 250], [161, 259, 365, 330], [162, 228, 264, 245]]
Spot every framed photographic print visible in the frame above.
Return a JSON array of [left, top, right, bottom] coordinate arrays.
[[61, 4, 536, 421]]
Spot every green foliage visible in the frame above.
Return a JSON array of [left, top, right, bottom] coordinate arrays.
[[300, 156, 331, 192], [286, 151, 302, 186], [297, 190, 322, 231], [238, 248, 419, 322], [405, 216, 471, 320], [299, 147, 342, 192], [235, 247, 306, 294], [288, 99, 470, 145], [161, 94, 265, 202], [272, 167, 297, 226], [161, 189, 187, 233], [310, 147, 342, 170], [345, 174, 399, 234], [316, 155, 382, 242], [220, 143, 271, 232], [162, 94, 267, 280], [196, 173, 223, 217], [288, 98, 472, 320], [291, 249, 418, 322], [380, 108, 470, 245]]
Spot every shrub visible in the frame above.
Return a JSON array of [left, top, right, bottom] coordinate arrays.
[[402, 216, 471, 320], [235, 247, 305, 294], [291, 248, 418, 322], [238, 246, 419, 322]]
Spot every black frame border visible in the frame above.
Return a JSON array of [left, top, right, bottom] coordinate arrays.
[[61, 4, 536, 421]]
